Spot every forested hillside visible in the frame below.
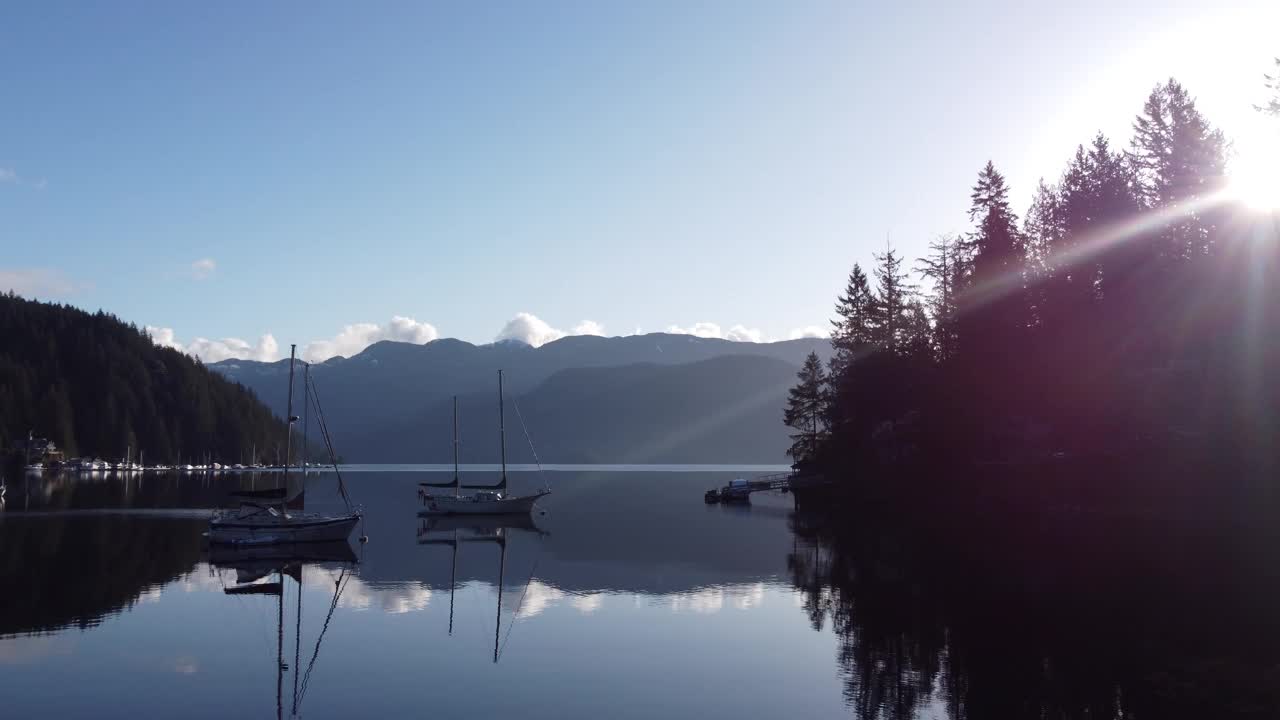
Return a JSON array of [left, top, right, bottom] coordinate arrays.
[[0, 293, 287, 464], [783, 79, 1280, 508]]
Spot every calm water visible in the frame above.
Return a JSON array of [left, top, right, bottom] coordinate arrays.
[[0, 467, 881, 719]]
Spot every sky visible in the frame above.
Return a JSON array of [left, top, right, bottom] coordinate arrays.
[[2, 1, 1277, 362]]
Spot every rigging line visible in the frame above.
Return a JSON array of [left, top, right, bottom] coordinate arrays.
[[509, 394, 549, 492], [306, 373, 352, 512], [297, 566, 352, 703], [497, 532, 546, 662]]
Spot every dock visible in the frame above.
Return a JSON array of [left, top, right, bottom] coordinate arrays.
[[704, 472, 830, 506]]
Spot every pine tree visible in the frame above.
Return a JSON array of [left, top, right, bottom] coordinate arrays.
[[783, 351, 828, 467], [871, 242, 916, 355], [1129, 80, 1227, 259], [955, 161, 1029, 414], [829, 263, 876, 378], [917, 234, 963, 362], [964, 161, 1024, 300]]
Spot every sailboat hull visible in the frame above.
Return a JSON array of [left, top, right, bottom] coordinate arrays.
[[418, 492, 547, 516], [207, 513, 360, 545]]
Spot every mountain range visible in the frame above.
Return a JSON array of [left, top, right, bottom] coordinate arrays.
[[211, 333, 831, 463]]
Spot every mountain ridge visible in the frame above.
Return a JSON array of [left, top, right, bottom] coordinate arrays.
[[212, 333, 831, 463]]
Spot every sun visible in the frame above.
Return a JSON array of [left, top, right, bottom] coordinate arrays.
[[1227, 127, 1280, 211]]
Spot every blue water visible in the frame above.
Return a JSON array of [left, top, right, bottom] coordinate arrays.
[[0, 467, 874, 719]]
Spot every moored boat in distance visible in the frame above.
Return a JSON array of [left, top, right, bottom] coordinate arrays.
[[418, 374, 551, 517], [420, 489, 550, 516], [208, 345, 361, 546]]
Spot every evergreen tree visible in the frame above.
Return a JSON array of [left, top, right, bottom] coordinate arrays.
[[1129, 80, 1227, 259], [871, 242, 916, 356], [916, 234, 963, 362], [0, 293, 287, 464], [829, 264, 876, 378], [955, 162, 1029, 414], [962, 161, 1025, 309], [784, 351, 829, 467]]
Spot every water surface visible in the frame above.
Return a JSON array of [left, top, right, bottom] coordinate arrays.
[[0, 467, 863, 719]]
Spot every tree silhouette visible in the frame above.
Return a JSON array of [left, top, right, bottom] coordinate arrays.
[[784, 351, 829, 467]]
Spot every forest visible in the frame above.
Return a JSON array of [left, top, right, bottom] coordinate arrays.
[[0, 292, 289, 467], [784, 77, 1280, 519]]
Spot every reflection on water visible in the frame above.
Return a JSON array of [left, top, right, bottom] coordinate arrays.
[[788, 505, 1280, 720], [4, 468, 1271, 718], [0, 469, 846, 719]]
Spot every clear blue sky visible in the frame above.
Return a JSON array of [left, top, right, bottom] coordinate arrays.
[[2, 1, 1275, 360]]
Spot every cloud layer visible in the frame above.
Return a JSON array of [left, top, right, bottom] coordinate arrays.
[[666, 322, 765, 342], [146, 326, 280, 363], [145, 313, 826, 363], [148, 315, 442, 364], [302, 316, 439, 362], [495, 313, 605, 347]]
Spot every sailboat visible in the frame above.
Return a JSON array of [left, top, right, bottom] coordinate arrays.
[[208, 345, 361, 545], [418, 371, 550, 516], [212, 543, 356, 720]]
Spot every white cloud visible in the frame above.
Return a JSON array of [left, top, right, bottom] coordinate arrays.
[[190, 258, 216, 280], [146, 326, 281, 363], [0, 268, 85, 298], [724, 325, 763, 342], [571, 320, 605, 336], [0, 168, 15, 183], [146, 326, 183, 350], [667, 322, 766, 342], [302, 315, 439, 362], [495, 312, 565, 347], [666, 322, 724, 339], [788, 326, 829, 340], [496, 314, 609, 347]]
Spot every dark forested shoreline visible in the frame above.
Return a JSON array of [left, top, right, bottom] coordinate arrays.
[[784, 78, 1280, 528], [0, 293, 288, 467]]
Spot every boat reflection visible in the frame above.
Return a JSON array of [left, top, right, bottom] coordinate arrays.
[[417, 514, 548, 661], [209, 542, 359, 720]]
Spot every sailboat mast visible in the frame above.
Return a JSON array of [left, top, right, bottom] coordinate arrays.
[[282, 345, 297, 513], [498, 370, 507, 484], [301, 365, 311, 472], [452, 395, 460, 497]]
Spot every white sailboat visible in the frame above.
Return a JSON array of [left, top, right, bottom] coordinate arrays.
[[418, 371, 550, 516], [208, 345, 361, 546]]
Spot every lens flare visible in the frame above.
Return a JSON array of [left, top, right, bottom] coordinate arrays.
[[1228, 130, 1280, 211]]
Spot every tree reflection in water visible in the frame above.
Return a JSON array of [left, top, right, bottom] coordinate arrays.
[[787, 506, 1280, 720]]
